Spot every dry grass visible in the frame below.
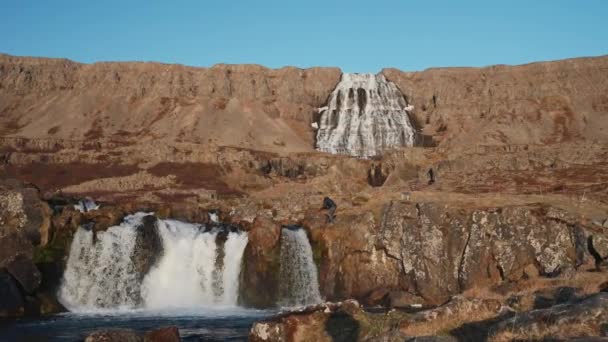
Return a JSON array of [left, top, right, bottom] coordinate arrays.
[[399, 298, 502, 336]]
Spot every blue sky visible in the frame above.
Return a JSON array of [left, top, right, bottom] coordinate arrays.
[[1, 0, 607, 72]]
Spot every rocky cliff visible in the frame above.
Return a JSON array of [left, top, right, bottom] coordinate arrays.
[[1, 53, 608, 339], [0, 53, 341, 153], [1, 54, 607, 153]]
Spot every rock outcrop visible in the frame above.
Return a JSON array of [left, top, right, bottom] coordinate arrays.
[[301, 201, 604, 305], [250, 288, 608, 341], [0, 178, 57, 317]]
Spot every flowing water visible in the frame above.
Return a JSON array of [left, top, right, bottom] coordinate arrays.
[[278, 227, 323, 307], [1, 215, 325, 341], [59, 214, 249, 311], [316, 73, 416, 158], [0, 309, 270, 341]]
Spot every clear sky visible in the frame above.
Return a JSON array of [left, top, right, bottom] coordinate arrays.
[[1, 0, 607, 72]]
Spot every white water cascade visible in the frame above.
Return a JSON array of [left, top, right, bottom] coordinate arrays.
[[59, 213, 145, 310], [141, 220, 249, 309], [315, 73, 416, 158], [278, 227, 322, 307], [58, 213, 249, 312]]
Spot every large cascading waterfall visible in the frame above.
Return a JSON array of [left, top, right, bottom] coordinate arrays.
[[58, 213, 249, 312], [278, 226, 322, 307], [315, 73, 416, 158]]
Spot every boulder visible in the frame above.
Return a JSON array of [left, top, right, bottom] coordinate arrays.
[[250, 301, 363, 342], [84, 329, 142, 342], [0, 179, 50, 245], [0, 270, 24, 317], [5, 253, 41, 294], [83, 206, 125, 233], [239, 216, 281, 307], [364, 287, 391, 306], [84, 327, 180, 342], [0, 231, 33, 266], [387, 291, 426, 308], [143, 327, 180, 342]]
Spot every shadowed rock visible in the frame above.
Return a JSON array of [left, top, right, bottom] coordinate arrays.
[[0, 270, 24, 318]]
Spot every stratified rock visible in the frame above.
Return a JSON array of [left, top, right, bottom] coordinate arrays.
[[0, 54, 341, 152], [0, 270, 24, 317], [143, 326, 180, 342], [84, 329, 142, 342], [489, 292, 608, 341], [6, 253, 41, 294], [383, 56, 608, 148]]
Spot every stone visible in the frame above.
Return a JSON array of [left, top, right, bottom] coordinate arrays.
[[6, 253, 41, 294], [84, 329, 142, 342], [239, 216, 281, 307], [522, 264, 540, 279], [0, 231, 33, 266], [0, 270, 24, 317], [84, 206, 125, 233], [387, 291, 426, 308], [0, 180, 50, 245], [590, 234, 608, 259], [143, 326, 180, 342], [364, 287, 391, 306]]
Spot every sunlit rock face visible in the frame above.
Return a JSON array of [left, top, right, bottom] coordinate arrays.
[[315, 73, 416, 158]]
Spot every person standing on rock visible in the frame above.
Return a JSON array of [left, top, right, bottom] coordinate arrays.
[[322, 197, 337, 224], [428, 168, 435, 185]]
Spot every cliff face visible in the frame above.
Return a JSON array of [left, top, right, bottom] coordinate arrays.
[[383, 56, 608, 149], [1, 54, 607, 153], [0, 54, 341, 153]]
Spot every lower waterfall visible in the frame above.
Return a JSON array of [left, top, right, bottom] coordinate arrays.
[[278, 226, 322, 307], [58, 213, 249, 312]]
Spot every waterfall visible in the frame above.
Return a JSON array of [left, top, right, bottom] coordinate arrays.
[[315, 73, 416, 158], [141, 220, 249, 309], [278, 226, 322, 307], [58, 213, 249, 312], [59, 213, 146, 310]]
